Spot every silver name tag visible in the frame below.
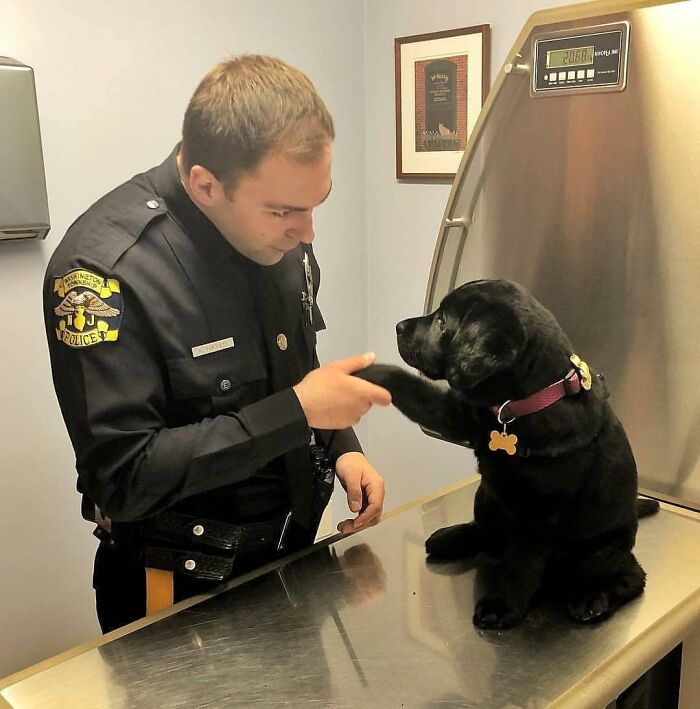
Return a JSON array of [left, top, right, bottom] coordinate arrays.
[[191, 337, 235, 358]]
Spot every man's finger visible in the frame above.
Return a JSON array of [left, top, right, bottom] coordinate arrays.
[[352, 502, 382, 530], [337, 518, 356, 535], [345, 482, 363, 514], [337, 505, 381, 535], [329, 352, 375, 374]]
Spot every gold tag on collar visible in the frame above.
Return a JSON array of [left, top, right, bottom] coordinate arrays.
[[570, 354, 592, 391], [489, 430, 518, 455]]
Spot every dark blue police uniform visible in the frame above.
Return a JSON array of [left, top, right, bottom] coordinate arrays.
[[43, 147, 362, 631]]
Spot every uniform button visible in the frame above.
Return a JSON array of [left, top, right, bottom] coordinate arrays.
[[146, 199, 160, 209], [276, 333, 288, 351], [219, 378, 231, 392], [184, 559, 196, 571], [192, 524, 205, 536]]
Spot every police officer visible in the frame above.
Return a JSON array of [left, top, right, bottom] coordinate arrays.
[[43, 55, 391, 633]]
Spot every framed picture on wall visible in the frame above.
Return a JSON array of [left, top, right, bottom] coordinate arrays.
[[395, 25, 490, 180]]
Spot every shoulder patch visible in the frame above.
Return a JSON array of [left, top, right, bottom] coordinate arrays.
[[52, 269, 123, 348]]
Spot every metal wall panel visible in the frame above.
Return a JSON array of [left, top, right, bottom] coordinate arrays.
[[426, 0, 700, 510]]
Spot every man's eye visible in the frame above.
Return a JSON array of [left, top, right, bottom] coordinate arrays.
[[270, 210, 290, 219]]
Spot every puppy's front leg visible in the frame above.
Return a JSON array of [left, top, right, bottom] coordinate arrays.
[[565, 547, 646, 624], [354, 364, 476, 444], [473, 541, 550, 629]]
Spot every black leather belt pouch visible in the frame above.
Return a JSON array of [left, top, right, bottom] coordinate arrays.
[[142, 546, 235, 582], [141, 510, 243, 552]]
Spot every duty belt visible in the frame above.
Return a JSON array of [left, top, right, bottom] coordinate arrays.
[[140, 509, 294, 583], [92, 441, 334, 616]]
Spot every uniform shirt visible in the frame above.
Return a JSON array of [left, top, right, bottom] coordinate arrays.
[[43, 147, 361, 530]]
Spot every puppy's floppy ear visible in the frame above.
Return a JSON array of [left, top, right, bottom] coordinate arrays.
[[446, 309, 524, 391]]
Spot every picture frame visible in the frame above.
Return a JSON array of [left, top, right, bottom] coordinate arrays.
[[395, 25, 491, 180]]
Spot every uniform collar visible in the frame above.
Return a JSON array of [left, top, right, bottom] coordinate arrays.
[[153, 145, 250, 268], [152, 146, 308, 291]]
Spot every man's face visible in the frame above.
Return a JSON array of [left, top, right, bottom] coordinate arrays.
[[205, 146, 332, 265]]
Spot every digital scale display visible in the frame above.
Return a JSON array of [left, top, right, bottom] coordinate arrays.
[[532, 22, 629, 96], [546, 46, 594, 69]]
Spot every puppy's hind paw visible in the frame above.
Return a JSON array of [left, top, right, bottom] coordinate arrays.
[[425, 523, 480, 560], [473, 597, 525, 629], [567, 591, 612, 624]]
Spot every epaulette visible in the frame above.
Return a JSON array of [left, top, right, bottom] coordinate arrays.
[[57, 172, 168, 271]]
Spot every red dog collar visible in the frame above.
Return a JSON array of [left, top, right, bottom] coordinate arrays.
[[491, 354, 592, 424]]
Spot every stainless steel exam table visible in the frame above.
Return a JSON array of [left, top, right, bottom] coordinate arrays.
[[2, 478, 700, 708]]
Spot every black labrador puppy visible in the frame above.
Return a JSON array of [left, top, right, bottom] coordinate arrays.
[[357, 279, 658, 629]]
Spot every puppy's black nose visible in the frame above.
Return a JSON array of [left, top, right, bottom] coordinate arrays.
[[396, 320, 408, 337]]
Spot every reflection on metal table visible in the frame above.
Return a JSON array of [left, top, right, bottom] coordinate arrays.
[[2, 478, 700, 708]]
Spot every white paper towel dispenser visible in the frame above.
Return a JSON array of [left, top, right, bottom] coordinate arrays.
[[0, 57, 50, 241]]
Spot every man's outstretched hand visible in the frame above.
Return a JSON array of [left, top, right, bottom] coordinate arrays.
[[293, 353, 391, 429]]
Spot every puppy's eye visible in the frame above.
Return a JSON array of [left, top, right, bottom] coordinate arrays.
[[435, 315, 446, 332]]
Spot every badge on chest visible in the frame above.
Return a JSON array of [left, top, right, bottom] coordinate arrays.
[[300, 251, 314, 327]]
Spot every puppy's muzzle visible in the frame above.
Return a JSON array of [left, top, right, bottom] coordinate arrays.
[[396, 320, 419, 367]]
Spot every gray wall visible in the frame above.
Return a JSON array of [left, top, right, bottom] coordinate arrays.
[[1, 0, 578, 680], [361, 0, 575, 511], [0, 0, 367, 678]]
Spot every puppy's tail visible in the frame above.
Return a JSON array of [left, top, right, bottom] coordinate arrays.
[[637, 497, 660, 519]]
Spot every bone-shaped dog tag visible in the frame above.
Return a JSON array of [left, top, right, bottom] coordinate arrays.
[[489, 430, 518, 455]]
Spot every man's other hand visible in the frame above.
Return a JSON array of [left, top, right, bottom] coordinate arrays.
[[335, 452, 384, 535]]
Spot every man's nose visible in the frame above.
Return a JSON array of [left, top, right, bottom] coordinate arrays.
[[287, 212, 314, 244]]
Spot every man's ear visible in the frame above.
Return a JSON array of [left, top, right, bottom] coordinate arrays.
[[186, 165, 225, 208], [446, 312, 523, 391]]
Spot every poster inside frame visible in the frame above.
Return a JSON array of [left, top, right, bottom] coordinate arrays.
[[395, 25, 490, 180]]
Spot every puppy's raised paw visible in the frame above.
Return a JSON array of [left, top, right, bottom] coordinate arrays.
[[425, 522, 481, 559], [473, 597, 526, 629], [352, 363, 405, 389]]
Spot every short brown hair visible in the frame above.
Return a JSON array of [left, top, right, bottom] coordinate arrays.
[[180, 55, 334, 189]]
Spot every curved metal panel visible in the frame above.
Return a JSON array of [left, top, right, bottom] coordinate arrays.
[[425, 0, 700, 510]]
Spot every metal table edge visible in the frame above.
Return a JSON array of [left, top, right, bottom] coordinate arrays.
[[0, 474, 478, 692]]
